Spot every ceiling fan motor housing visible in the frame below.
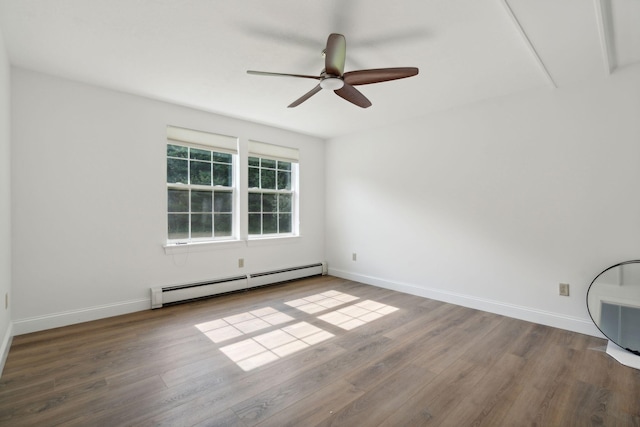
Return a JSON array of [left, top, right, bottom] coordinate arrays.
[[320, 77, 344, 90]]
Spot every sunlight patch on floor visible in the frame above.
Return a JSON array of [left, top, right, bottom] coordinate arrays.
[[284, 290, 359, 314], [195, 290, 398, 371], [195, 306, 294, 344], [317, 300, 399, 330], [219, 322, 333, 371]]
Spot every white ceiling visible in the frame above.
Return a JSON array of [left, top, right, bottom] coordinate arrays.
[[0, 0, 638, 139]]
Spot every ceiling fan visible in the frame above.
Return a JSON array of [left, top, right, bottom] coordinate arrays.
[[247, 33, 419, 108]]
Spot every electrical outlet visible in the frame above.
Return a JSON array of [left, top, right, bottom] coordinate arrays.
[[559, 283, 570, 296], [352, 253, 357, 261], [238, 258, 244, 268]]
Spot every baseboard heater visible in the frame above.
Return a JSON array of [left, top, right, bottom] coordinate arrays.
[[151, 262, 327, 309]]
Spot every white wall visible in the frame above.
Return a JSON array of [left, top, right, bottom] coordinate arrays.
[[11, 68, 325, 334], [0, 26, 12, 372], [326, 67, 640, 336], [8, 62, 640, 340]]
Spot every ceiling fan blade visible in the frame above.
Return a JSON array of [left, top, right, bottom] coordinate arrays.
[[343, 67, 419, 86], [288, 84, 322, 108], [334, 83, 372, 108], [247, 70, 321, 81], [325, 33, 346, 76]]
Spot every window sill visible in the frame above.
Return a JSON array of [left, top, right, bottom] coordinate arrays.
[[163, 239, 246, 255], [163, 235, 301, 254]]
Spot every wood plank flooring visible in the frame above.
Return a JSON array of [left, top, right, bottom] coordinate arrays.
[[1, 275, 639, 426]]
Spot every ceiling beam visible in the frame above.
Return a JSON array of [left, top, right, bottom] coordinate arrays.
[[500, 0, 557, 88]]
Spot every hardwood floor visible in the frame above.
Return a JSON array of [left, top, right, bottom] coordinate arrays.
[[1, 275, 639, 426]]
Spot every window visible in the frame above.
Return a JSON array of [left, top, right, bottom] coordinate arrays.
[[165, 129, 299, 245], [248, 141, 299, 237], [166, 126, 238, 242], [248, 157, 293, 235]]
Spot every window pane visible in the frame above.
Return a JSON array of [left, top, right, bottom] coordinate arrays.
[[262, 158, 276, 169], [279, 214, 292, 233], [249, 156, 260, 167], [248, 193, 261, 212], [167, 140, 237, 243], [167, 158, 188, 184], [263, 213, 277, 234], [214, 192, 232, 213], [278, 194, 292, 213], [190, 161, 212, 185], [168, 189, 189, 212], [277, 161, 291, 171], [191, 190, 212, 213], [213, 152, 232, 163], [262, 194, 277, 213], [248, 166, 260, 188], [261, 169, 276, 189], [277, 171, 291, 190], [214, 214, 232, 236], [168, 214, 189, 239], [190, 148, 211, 161], [212, 163, 232, 187], [191, 214, 212, 238], [167, 144, 188, 158], [249, 214, 262, 234]]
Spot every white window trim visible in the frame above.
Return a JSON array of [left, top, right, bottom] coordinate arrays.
[[247, 159, 299, 238], [163, 234, 302, 255], [164, 131, 301, 252], [163, 238, 246, 255], [166, 127, 239, 244], [247, 141, 300, 239]]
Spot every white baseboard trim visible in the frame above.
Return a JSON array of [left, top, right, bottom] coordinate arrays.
[[330, 268, 602, 338], [0, 321, 13, 377], [12, 298, 150, 336]]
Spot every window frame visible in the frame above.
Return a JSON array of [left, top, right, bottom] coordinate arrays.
[[164, 130, 301, 248], [247, 156, 299, 238], [166, 127, 239, 244], [247, 140, 300, 239]]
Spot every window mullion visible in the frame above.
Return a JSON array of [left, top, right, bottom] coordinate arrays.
[[188, 186, 192, 241]]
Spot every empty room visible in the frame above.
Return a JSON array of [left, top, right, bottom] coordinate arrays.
[[0, 0, 639, 425]]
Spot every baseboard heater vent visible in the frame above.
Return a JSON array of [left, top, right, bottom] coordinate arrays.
[[249, 262, 327, 288], [151, 262, 327, 309]]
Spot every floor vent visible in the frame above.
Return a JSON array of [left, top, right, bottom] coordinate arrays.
[[151, 262, 327, 309]]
